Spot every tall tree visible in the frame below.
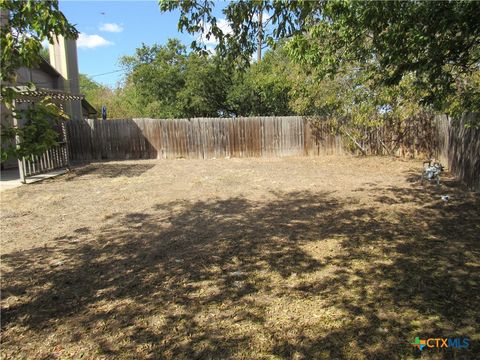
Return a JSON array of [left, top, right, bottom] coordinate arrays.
[[120, 40, 188, 118], [120, 39, 232, 118], [227, 46, 293, 116], [159, 0, 480, 114]]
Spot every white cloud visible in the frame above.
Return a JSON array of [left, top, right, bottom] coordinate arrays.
[[196, 14, 269, 46], [198, 18, 232, 46], [99, 23, 124, 33], [252, 12, 271, 23], [77, 33, 113, 49]]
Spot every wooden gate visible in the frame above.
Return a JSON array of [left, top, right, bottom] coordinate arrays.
[[18, 123, 70, 183]]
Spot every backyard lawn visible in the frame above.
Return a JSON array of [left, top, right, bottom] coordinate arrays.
[[1, 156, 479, 359]]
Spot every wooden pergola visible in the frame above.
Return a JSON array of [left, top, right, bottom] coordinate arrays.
[[4, 86, 84, 183], [6, 85, 84, 103]]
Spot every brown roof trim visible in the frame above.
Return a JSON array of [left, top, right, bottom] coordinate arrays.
[[37, 56, 62, 78], [81, 98, 98, 115]]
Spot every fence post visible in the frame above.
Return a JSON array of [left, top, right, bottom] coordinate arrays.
[[12, 100, 26, 183]]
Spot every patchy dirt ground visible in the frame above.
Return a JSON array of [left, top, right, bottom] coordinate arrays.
[[1, 156, 479, 360]]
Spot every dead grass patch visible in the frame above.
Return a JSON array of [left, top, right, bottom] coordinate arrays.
[[1, 156, 479, 359]]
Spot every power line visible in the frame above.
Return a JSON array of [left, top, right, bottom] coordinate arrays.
[[89, 68, 128, 78]]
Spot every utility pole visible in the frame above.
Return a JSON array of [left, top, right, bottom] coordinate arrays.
[[257, 8, 263, 62]]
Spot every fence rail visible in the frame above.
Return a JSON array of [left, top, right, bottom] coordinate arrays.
[[21, 141, 69, 178], [66, 116, 435, 161], [65, 115, 478, 190], [18, 123, 69, 182]]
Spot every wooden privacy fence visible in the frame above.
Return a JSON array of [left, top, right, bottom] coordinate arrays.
[[66, 115, 478, 190], [67, 117, 307, 161], [66, 116, 435, 161], [435, 113, 480, 191]]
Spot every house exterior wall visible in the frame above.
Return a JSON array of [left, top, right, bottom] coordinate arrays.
[[16, 67, 58, 89], [49, 35, 82, 120]]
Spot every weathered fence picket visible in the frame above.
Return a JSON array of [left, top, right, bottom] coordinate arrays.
[[20, 130, 69, 181], [434, 114, 480, 191], [65, 116, 435, 161], [65, 115, 479, 190]]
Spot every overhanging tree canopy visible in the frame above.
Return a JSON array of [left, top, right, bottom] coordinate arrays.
[[159, 0, 480, 114]]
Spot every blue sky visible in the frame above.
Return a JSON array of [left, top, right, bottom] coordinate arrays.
[[59, 1, 227, 88]]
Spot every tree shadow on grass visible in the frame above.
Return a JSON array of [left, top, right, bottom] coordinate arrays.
[[1, 184, 479, 359], [66, 163, 156, 180]]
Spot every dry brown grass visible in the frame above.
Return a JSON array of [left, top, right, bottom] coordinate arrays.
[[1, 156, 479, 359]]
